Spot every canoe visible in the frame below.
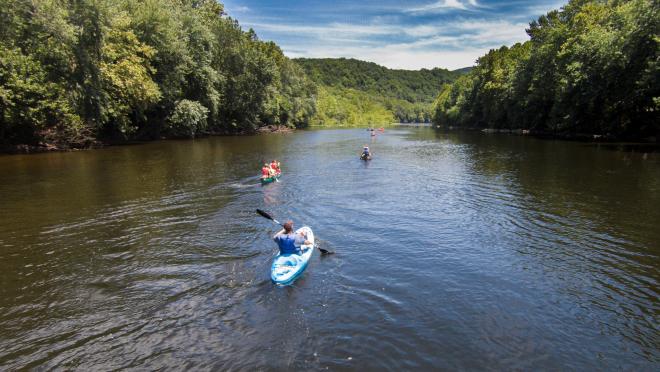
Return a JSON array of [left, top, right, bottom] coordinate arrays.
[[261, 172, 281, 184], [271, 227, 315, 285]]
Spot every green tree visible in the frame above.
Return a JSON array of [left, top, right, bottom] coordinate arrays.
[[99, 12, 161, 136], [0, 0, 318, 147], [166, 99, 209, 138], [0, 46, 81, 145], [433, 0, 659, 140]]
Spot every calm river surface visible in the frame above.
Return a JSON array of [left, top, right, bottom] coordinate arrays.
[[1, 127, 658, 370]]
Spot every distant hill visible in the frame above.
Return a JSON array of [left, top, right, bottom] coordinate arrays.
[[452, 66, 474, 74], [294, 58, 464, 125], [295, 58, 462, 104]]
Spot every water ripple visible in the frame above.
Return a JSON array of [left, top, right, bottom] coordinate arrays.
[[0, 128, 658, 369]]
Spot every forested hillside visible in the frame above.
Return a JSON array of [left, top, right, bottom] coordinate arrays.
[[433, 0, 659, 140], [0, 0, 316, 149], [295, 58, 464, 125]]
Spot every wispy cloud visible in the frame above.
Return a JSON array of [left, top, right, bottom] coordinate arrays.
[[246, 18, 528, 47], [246, 22, 395, 37], [249, 18, 528, 69], [406, 0, 480, 13], [226, 4, 250, 14], [230, 0, 565, 69], [285, 43, 489, 70]]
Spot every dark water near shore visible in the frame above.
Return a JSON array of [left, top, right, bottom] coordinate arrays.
[[1, 127, 658, 370]]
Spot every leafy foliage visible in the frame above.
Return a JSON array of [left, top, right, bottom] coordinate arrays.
[[99, 12, 161, 135], [0, 46, 81, 144], [296, 58, 465, 125], [0, 0, 317, 146], [311, 86, 394, 126], [433, 0, 659, 139], [167, 99, 209, 138]]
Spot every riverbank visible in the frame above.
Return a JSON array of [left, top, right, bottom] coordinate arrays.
[[0, 125, 298, 155], [4, 124, 658, 155], [307, 122, 407, 129], [0, 142, 100, 155], [256, 125, 295, 134]]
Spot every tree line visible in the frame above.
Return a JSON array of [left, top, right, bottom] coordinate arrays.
[[433, 0, 659, 140], [0, 0, 316, 148]]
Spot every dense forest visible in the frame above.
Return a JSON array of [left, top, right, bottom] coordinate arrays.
[[0, 0, 316, 149], [295, 58, 465, 125], [433, 0, 659, 140]]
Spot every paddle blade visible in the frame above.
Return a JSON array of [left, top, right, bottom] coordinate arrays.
[[256, 209, 273, 221], [318, 247, 334, 255]]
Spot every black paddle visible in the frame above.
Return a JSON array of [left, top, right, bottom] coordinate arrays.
[[256, 209, 333, 255]]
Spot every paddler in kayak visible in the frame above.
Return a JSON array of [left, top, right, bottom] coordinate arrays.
[[261, 163, 272, 179], [270, 159, 281, 175], [360, 145, 372, 160], [273, 221, 311, 254]]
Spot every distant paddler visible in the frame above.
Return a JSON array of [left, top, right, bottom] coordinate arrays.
[[360, 145, 372, 160]]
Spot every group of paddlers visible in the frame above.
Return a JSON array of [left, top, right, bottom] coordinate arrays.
[[261, 160, 281, 179], [367, 127, 384, 137]]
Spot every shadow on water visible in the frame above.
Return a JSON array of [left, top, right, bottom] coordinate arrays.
[[587, 142, 660, 153]]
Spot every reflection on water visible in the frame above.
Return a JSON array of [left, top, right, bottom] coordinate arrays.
[[0, 128, 658, 369]]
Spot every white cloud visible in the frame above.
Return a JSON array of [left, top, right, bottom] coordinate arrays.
[[406, 0, 480, 13], [274, 18, 530, 70], [246, 22, 396, 36], [229, 5, 250, 13], [285, 44, 488, 70], [241, 3, 536, 70], [248, 18, 526, 40]]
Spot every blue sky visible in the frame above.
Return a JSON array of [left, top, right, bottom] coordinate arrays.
[[221, 0, 566, 70]]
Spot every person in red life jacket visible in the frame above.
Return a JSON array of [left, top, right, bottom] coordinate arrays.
[[261, 163, 271, 179], [273, 220, 310, 255], [270, 160, 281, 175]]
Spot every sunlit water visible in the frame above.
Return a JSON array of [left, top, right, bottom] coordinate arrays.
[[0, 128, 658, 370]]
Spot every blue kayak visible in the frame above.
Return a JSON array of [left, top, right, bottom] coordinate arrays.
[[271, 227, 315, 285]]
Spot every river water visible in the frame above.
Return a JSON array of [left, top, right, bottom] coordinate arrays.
[[0, 127, 658, 370]]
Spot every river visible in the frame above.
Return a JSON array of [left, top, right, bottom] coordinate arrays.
[[0, 127, 658, 370]]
